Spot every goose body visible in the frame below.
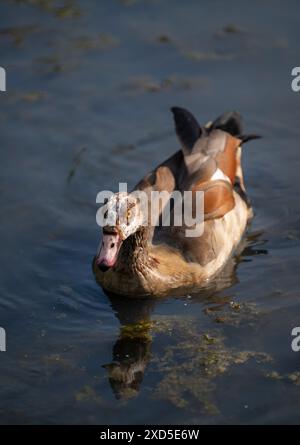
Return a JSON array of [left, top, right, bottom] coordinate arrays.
[[94, 108, 258, 297]]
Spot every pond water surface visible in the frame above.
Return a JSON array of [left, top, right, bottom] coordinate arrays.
[[1, 0, 300, 424]]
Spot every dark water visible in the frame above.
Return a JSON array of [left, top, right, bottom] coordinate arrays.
[[1, 0, 300, 424]]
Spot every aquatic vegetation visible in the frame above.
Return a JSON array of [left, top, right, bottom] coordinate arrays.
[[0, 90, 45, 104], [156, 34, 172, 44], [54, 3, 81, 18], [121, 75, 165, 93], [203, 301, 265, 326], [35, 55, 76, 74], [151, 317, 272, 414], [0, 25, 38, 47], [72, 34, 119, 51], [9, 0, 82, 19], [75, 385, 103, 404], [120, 320, 154, 341], [183, 50, 235, 62], [266, 370, 300, 386], [265, 371, 283, 381], [121, 75, 208, 94], [288, 372, 300, 385], [67, 147, 88, 184], [215, 24, 245, 38], [19, 91, 45, 102], [223, 24, 244, 34]]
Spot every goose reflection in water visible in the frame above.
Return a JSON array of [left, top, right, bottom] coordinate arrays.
[[102, 295, 155, 400]]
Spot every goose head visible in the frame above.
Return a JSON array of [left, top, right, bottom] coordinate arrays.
[[95, 192, 144, 272]]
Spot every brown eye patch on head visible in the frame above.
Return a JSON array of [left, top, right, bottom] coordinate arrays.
[[125, 202, 136, 225], [127, 201, 136, 211]]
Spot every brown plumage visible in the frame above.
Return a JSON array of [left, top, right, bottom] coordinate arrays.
[[94, 108, 258, 297]]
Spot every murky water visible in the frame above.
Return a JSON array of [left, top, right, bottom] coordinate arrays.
[[1, 0, 300, 424]]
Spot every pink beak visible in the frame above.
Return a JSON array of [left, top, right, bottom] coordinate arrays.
[[95, 231, 122, 272]]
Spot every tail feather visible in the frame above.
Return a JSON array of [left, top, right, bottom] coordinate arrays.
[[210, 111, 262, 143], [171, 107, 202, 154], [239, 134, 262, 143], [210, 111, 243, 137]]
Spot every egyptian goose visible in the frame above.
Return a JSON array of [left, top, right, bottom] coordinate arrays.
[[93, 107, 259, 297]]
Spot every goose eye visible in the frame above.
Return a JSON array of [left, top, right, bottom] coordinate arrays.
[[126, 208, 133, 222], [104, 209, 108, 219]]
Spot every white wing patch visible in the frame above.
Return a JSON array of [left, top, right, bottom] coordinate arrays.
[[210, 168, 231, 183]]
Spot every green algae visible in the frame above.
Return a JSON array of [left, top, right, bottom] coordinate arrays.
[[215, 24, 245, 38], [122, 75, 208, 94], [266, 370, 300, 386], [35, 55, 75, 74], [75, 385, 103, 404], [157, 34, 172, 44], [0, 25, 38, 47], [120, 321, 154, 341], [204, 301, 265, 326], [223, 24, 243, 34], [20, 91, 45, 102], [150, 317, 272, 414], [72, 34, 119, 51], [288, 372, 300, 385], [265, 371, 284, 381], [9, 0, 82, 19], [183, 50, 235, 62]]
